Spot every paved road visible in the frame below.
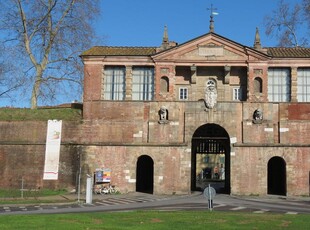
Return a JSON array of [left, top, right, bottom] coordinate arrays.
[[0, 192, 309, 215]]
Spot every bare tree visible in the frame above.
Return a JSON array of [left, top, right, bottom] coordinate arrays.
[[264, 0, 308, 47], [303, 0, 310, 26], [0, 0, 100, 108], [0, 43, 24, 102]]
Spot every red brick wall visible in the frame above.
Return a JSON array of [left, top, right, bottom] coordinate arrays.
[[242, 103, 310, 144], [0, 121, 81, 143], [83, 64, 102, 102], [280, 121, 310, 144], [0, 120, 81, 190], [0, 145, 79, 190], [287, 103, 310, 120], [242, 122, 275, 143]]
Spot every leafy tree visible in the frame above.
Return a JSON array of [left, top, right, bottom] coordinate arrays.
[[264, 0, 309, 47], [0, 0, 100, 108]]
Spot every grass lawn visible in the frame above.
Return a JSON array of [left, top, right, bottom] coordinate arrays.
[[0, 211, 308, 230], [0, 108, 82, 121], [0, 189, 67, 197], [0, 189, 68, 205]]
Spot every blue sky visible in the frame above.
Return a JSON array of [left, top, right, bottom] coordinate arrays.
[[96, 0, 303, 48]]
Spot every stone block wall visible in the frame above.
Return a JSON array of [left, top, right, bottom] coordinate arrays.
[[183, 102, 243, 143], [242, 122, 276, 144], [232, 146, 310, 196], [280, 121, 310, 144], [80, 145, 190, 195]]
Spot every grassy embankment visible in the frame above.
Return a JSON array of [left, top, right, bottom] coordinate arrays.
[[0, 107, 82, 121]]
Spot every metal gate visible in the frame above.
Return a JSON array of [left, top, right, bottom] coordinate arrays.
[[191, 124, 230, 194]]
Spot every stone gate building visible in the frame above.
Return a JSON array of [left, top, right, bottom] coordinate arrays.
[[1, 19, 309, 197], [80, 21, 310, 196]]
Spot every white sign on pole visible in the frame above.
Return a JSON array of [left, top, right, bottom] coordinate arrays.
[[86, 177, 93, 204], [204, 185, 216, 211], [204, 186, 216, 199], [43, 120, 62, 180]]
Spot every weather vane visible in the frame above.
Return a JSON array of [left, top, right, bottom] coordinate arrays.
[[207, 4, 218, 17], [207, 4, 219, 32]]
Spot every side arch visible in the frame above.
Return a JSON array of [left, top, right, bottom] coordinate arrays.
[[254, 77, 263, 94], [160, 76, 169, 93], [268, 156, 286, 196], [136, 155, 154, 194]]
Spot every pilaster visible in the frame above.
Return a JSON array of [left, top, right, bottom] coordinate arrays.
[[125, 65, 132, 100], [291, 67, 298, 102]]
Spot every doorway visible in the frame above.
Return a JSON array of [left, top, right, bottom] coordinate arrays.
[[191, 123, 230, 194], [268, 156, 286, 196], [136, 155, 154, 194]]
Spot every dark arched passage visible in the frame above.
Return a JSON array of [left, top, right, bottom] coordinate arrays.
[[136, 155, 154, 194], [268, 156, 286, 196], [191, 123, 231, 194]]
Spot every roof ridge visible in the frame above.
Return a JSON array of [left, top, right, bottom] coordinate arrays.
[[81, 46, 158, 56], [92, 45, 157, 48], [267, 47, 310, 49], [267, 46, 310, 58]]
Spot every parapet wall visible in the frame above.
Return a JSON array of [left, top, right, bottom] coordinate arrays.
[[0, 109, 82, 190]]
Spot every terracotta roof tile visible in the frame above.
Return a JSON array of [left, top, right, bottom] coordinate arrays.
[[81, 46, 157, 56], [267, 47, 310, 58], [81, 45, 310, 59]]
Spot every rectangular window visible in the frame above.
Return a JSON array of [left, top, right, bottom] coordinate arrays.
[[104, 66, 126, 100], [268, 68, 291, 102], [132, 67, 154, 100], [179, 87, 188, 100], [297, 68, 310, 102], [233, 87, 242, 101]]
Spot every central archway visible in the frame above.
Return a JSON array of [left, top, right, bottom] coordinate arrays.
[[136, 155, 154, 194], [191, 123, 231, 194]]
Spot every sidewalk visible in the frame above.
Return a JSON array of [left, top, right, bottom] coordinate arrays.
[[1, 191, 309, 206], [1, 192, 309, 215], [231, 194, 310, 205], [0, 191, 192, 206]]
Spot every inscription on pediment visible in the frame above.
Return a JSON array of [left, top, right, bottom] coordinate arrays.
[[198, 46, 224, 56]]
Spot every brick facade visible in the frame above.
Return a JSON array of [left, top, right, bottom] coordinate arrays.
[[1, 29, 309, 196], [79, 30, 310, 196]]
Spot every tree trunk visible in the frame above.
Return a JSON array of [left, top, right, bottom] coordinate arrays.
[[31, 69, 43, 109]]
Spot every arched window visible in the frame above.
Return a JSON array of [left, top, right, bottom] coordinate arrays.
[[254, 77, 263, 94], [160, 76, 169, 93]]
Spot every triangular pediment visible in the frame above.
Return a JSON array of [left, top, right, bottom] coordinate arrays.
[[152, 32, 269, 62]]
